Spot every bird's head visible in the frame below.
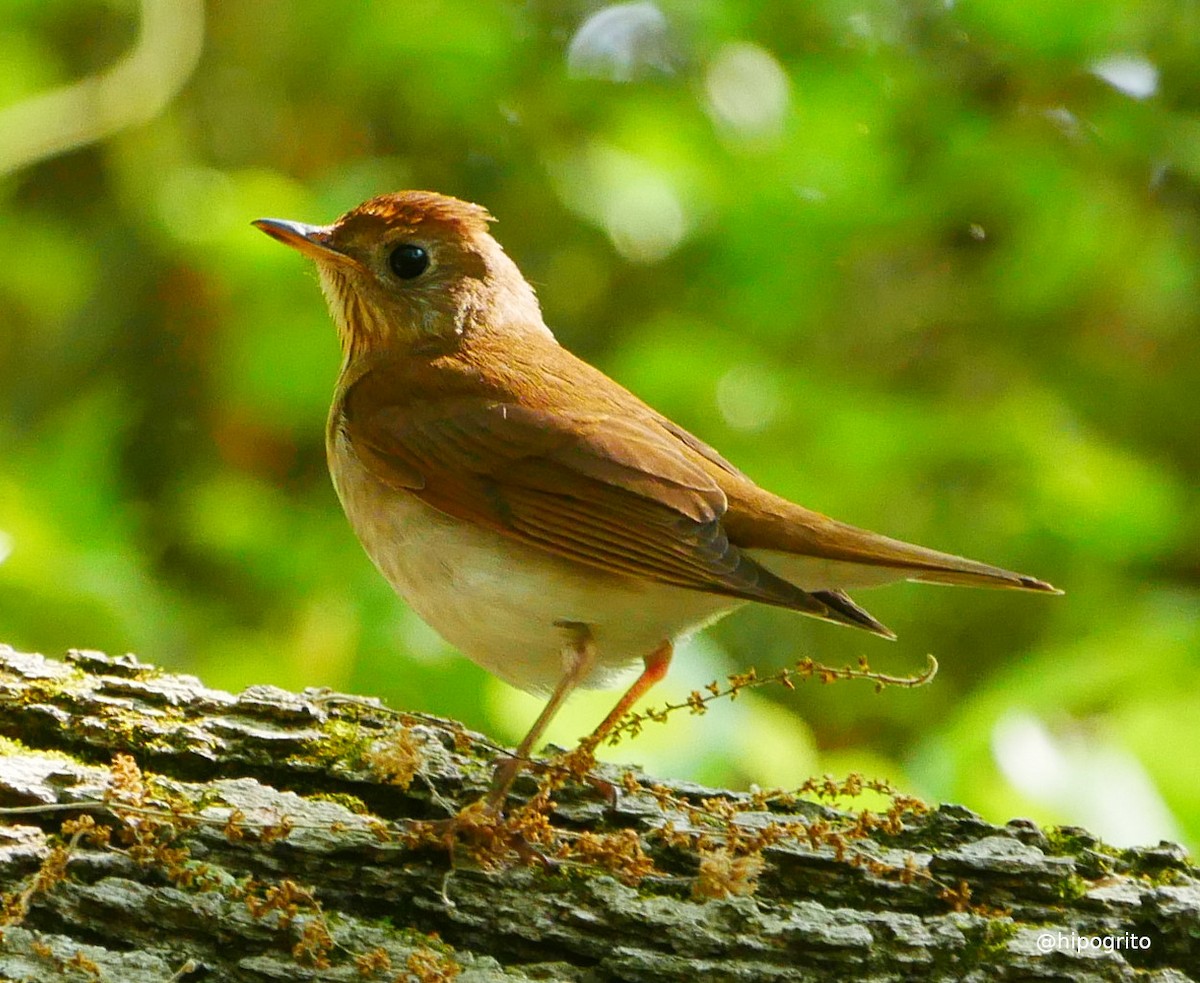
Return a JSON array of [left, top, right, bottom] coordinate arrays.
[[254, 190, 548, 359]]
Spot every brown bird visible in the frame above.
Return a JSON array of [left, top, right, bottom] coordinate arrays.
[[253, 191, 1059, 804]]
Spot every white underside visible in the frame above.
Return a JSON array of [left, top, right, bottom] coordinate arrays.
[[330, 431, 904, 694]]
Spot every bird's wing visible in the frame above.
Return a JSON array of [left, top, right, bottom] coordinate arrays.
[[338, 386, 892, 635]]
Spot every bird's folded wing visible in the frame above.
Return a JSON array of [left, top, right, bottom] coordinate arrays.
[[340, 392, 885, 630]]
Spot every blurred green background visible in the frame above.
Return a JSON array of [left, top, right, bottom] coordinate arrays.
[[1, 0, 1197, 850]]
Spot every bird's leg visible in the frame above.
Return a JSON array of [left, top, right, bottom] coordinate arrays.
[[552, 640, 673, 806], [586, 640, 673, 753], [486, 622, 596, 809], [486, 635, 671, 809]]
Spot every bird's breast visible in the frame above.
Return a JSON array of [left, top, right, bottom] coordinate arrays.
[[326, 428, 740, 694]]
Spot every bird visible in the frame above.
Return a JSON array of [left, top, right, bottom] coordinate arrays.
[[253, 190, 1059, 805]]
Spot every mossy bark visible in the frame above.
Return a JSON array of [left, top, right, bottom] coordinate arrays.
[[0, 645, 1196, 983]]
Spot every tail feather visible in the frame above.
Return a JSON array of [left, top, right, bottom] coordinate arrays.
[[716, 486, 1061, 640], [841, 526, 1062, 593], [729, 504, 1062, 596], [906, 565, 1061, 592]]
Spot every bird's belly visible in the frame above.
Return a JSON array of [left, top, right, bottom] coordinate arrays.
[[330, 447, 740, 694]]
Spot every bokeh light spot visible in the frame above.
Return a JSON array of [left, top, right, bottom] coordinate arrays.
[[550, 143, 689, 263], [1090, 54, 1158, 99], [567, 1, 674, 81], [717, 364, 782, 432], [705, 42, 791, 144]]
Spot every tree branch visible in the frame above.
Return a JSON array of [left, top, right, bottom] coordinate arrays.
[[0, 645, 1195, 982]]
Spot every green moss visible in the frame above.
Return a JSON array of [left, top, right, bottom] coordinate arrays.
[[1042, 827, 1083, 856], [0, 734, 34, 755], [289, 718, 374, 770], [309, 791, 370, 815], [975, 919, 1019, 959], [0, 734, 79, 763], [1055, 873, 1089, 902], [394, 926, 458, 956], [125, 663, 166, 683], [1123, 844, 1191, 886], [85, 701, 202, 758], [1043, 826, 1121, 861], [936, 916, 1020, 972], [12, 668, 87, 706]]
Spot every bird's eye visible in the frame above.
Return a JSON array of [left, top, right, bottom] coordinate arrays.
[[388, 243, 429, 279]]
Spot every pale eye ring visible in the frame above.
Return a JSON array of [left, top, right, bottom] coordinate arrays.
[[388, 243, 429, 279]]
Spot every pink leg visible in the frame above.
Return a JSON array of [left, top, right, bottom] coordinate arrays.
[[486, 625, 597, 807], [586, 640, 673, 749]]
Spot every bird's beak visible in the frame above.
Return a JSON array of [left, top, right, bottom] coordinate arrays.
[[252, 218, 356, 266]]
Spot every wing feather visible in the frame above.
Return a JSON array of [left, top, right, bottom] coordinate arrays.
[[339, 386, 881, 628]]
